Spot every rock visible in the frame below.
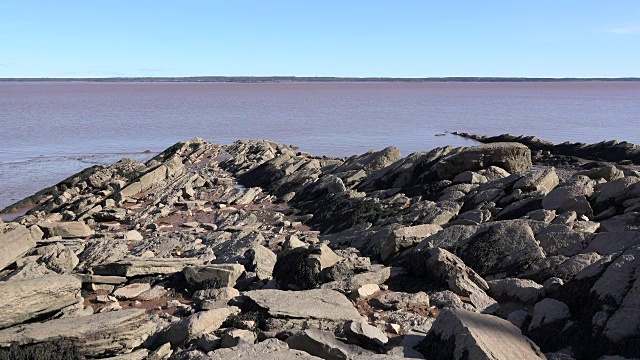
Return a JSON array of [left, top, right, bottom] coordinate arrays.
[[529, 298, 571, 330], [76, 274, 127, 284], [207, 338, 322, 360], [542, 176, 595, 216], [381, 224, 442, 261], [507, 309, 531, 329], [183, 263, 245, 289], [286, 328, 373, 360], [458, 220, 545, 277], [39, 221, 93, 238], [136, 285, 167, 301], [283, 234, 306, 250], [29, 225, 44, 240], [220, 329, 257, 348], [153, 307, 240, 346], [124, 230, 143, 241], [113, 283, 151, 300], [514, 168, 560, 194], [0, 275, 81, 329], [575, 165, 624, 181], [487, 278, 545, 304], [244, 244, 277, 280], [321, 266, 405, 292], [343, 321, 388, 348], [34, 243, 79, 273], [244, 289, 361, 322], [435, 142, 532, 180], [0, 224, 36, 270], [0, 309, 156, 357], [430, 290, 465, 309], [453, 171, 488, 184], [417, 308, 544, 359], [196, 287, 240, 310], [419, 247, 489, 294], [371, 292, 430, 310], [148, 342, 173, 360], [351, 284, 380, 300], [93, 258, 203, 277], [273, 244, 342, 290]]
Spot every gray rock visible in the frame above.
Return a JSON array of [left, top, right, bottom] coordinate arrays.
[[0, 224, 36, 270], [514, 168, 560, 194], [0, 309, 156, 357], [34, 243, 79, 273], [220, 329, 257, 348], [39, 221, 94, 238], [430, 290, 464, 309], [487, 278, 545, 303], [321, 266, 405, 292], [371, 292, 430, 310], [208, 338, 322, 359], [184, 263, 245, 289], [542, 176, 595, 216], [196, 287, 240, 309], [244, 245, 277, 280], [435, 142, 532, 180], [93, 258, 203, 277], [575, 165, 624, 181], [343, 320, 388, 348], [0, 275, 81, 329], [381, 224, 442, 261], [418, 308, 545, 359], [153, 306, 240, 346], [113, 283, 151, 300], [286, 328, 373, 360], [529, 298, 571, 330], [458, 220, 545, 277], [244, 289, 361, 322]]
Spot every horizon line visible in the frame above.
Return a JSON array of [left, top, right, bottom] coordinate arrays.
[[1, 76, 639, 83]]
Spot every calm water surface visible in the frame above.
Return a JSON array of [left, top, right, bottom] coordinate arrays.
[[1, 81, 639, 209]]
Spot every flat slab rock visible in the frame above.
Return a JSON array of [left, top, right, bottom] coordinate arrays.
[[418, 308, 544, 360], [244, 289, 361, 321], [0, 274, 81, 329], [93, 258, 204, 277], [0, 309, 156, 357], [0, 224, 36, 271], [207, 338, 321, 359]]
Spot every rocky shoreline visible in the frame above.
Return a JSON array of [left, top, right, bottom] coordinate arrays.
[[1, 136, 640, 359]]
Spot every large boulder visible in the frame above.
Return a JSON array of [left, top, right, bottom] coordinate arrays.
[[0, 275, 81, 329], [0, 224, 36, 270], [435, 142, 532, 180], [0, 309, 156, 357], [458, 220, 545, 277], [417, 308, 545, 359]]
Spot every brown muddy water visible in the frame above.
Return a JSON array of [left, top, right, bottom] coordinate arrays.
[[1, 81, 639, 210]]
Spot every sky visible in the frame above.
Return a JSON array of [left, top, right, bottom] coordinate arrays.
[[0, 1, 638, 78]]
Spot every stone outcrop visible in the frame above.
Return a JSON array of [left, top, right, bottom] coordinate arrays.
[[0, 275, 81, 329], [0, 309, 156, 357], [1, 136, 639, 359]]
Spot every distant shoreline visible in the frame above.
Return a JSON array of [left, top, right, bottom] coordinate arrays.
[[1, 76, 639, 83]]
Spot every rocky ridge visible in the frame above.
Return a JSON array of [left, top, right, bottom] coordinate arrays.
[[1, 136, 640, 359]]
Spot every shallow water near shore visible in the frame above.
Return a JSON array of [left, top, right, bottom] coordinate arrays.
[[1, 81, 639, 210]]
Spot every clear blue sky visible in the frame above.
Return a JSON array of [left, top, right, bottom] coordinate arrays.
[[1, 1, 638, 78]]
